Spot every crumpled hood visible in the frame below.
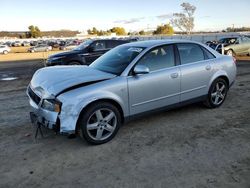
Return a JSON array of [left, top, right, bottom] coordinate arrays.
[[30, 66, 116, 97]]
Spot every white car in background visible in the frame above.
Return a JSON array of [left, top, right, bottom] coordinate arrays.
[[0, 45, 11, 54]]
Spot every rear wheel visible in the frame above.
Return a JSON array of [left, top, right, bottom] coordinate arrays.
[[78, 102, 121, 144], [204, 78, 228, 108]]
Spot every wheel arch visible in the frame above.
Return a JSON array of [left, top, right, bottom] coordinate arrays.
[[67, 59, 82, 65], [209, 71, 230, 90], [75, 98, 125, 133]]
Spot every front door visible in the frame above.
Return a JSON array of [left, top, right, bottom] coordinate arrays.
[[127, 45, 181, 115], [84, 41, 108, 64]]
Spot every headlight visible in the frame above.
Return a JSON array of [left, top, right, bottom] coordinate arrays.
[[42, 99, 61, 112]]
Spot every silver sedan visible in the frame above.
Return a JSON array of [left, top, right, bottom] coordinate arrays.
[[27, 40, 237, 144]]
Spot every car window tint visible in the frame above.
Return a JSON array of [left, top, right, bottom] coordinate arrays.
[[137, 45, 175, 71], [177, 43, 205, 64], [106, 40, 117, 48], [202, 47, 215, 59], [91, 41, 106, 51]]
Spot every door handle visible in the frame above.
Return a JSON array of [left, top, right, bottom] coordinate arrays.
[[170, 73, 179, 79], [205, 65, 211, 71]]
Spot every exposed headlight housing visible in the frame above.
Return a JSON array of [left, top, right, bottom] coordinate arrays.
[[42, 99, 61, 112]]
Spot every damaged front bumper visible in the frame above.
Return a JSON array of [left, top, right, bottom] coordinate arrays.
[[27, 86, 76, 135], [28, 96, 60, 132]]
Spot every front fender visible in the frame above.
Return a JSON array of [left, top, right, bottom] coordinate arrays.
[[57, 90, 127, 134]]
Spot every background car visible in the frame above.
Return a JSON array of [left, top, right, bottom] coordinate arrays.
[[59, 43, 78, 50], [28, 44, 52, 53], [46, 39, 131, 66], [0, 45, 11, 54], [207, 37, 237, 54], [224, 36, 250, 56], [22, 41, 30, 47]]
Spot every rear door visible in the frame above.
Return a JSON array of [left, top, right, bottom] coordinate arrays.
[[127, 45, 181, 115], [177, 43, 215, 102]]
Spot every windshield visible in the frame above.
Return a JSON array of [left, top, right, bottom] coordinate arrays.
[[90, 45, 145, 75], [73, 39, 93, 51]]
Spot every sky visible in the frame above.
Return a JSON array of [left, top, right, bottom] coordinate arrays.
[[1, 0, 250, 32]]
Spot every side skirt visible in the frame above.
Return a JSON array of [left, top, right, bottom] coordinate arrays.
[[124, 95, 207, 123]]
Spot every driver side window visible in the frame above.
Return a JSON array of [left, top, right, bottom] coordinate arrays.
[[136, 45, 175, 72], [91, 41, 106, 51]]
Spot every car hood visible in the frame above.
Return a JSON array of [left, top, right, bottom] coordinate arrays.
[[49, 50, 81, 58], [30, 66, 116, 97]]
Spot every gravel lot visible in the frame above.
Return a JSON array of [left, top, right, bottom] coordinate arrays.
[[0, 60, 250, 188]]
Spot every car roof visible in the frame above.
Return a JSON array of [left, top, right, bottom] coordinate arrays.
[[121, 39, 201, 48]]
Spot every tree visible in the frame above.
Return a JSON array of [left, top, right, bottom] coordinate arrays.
[[110, 27, 126, 36], [139, 30, 146, 35], [28, 25, 41, 38], [171, 2, 196, 34], [153, 24, 174, 35]]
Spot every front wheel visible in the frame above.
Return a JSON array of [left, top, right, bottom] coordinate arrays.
[[78, 102, 121, 144], [204, 78, 228, 108]]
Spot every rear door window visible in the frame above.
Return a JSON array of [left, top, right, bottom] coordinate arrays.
[[177, 43, 205, 65], [202, 47, 215, 59]]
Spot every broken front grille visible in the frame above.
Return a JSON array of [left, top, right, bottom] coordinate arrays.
[[28, 86, 41, 105]]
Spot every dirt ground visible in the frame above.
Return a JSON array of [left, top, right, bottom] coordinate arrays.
[[0, 60, 250, 188]]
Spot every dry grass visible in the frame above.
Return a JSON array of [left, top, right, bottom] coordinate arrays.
[[0, 51, 62, 62]]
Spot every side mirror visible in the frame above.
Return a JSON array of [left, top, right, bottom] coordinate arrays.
[[133, 65, 150, 75]]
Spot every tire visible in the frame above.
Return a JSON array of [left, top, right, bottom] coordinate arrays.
[[30, 50, 35, 53], [68, 61, 81, 65], [226, 49, 235, 57], [78, 102, 121, 145], [3, 50, 8, 55], [204, 78, 228, 108]]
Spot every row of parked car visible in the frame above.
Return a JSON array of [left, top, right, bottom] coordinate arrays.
[[0, 37, 139, 54], [1, 39, 83, 48], [1, 36, 250, 56]]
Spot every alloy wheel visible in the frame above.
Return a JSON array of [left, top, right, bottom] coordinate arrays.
[[211, 82, 227, 105], [86, 108, 117, 141]]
